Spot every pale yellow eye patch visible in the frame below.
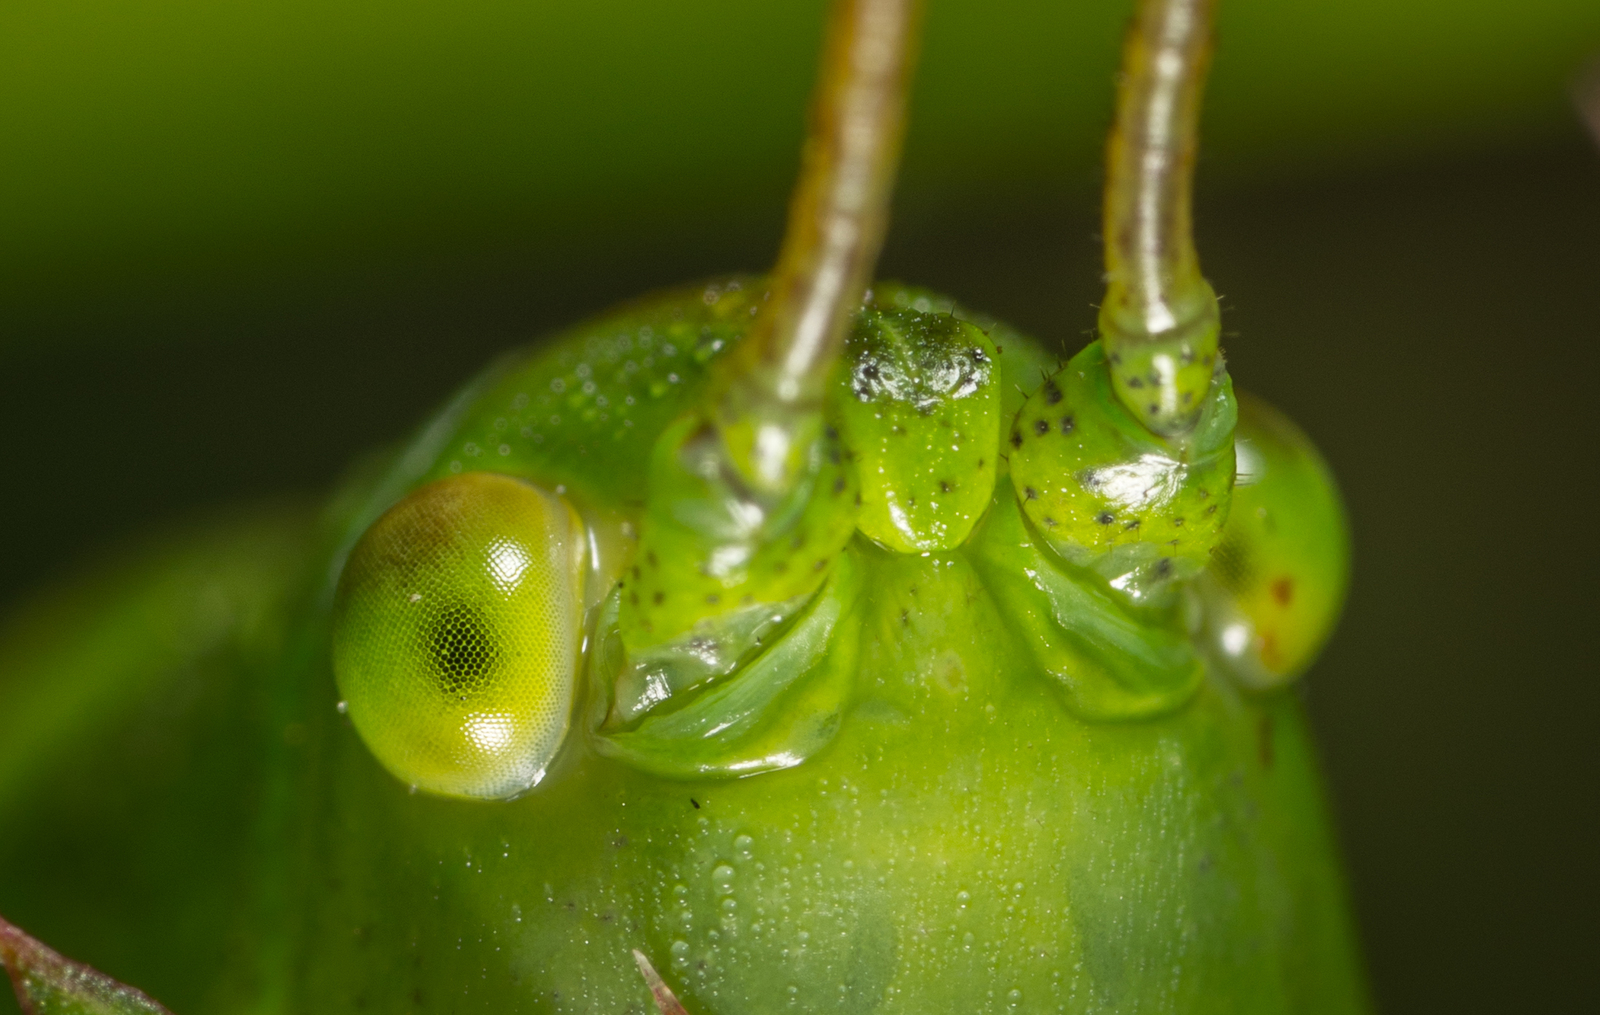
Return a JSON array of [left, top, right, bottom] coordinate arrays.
[[332, 472, 586, 800]]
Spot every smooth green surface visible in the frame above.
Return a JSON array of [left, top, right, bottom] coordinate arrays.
[[1197, 395, 1351, 690], [0, 285, 1363, 1012], [0, 510, 316, 1013]]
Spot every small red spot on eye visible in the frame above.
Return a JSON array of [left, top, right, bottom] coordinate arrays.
[[1259, 630, 1283, 670], [1271, 577, 1293, 606]]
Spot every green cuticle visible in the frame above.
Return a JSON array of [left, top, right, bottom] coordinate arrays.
[[1008, 341, 1236, 605]]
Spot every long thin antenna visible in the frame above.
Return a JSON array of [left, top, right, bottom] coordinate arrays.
[[1099, 0, 1221, 437], [715, 0, 923, 494]]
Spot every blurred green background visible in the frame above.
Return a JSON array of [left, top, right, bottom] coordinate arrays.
[[1, 2, 1597, 1012]]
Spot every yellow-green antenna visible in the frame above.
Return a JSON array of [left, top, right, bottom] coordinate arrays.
[[714, 0, 923, 494], [1100, 0, 1221, 437]]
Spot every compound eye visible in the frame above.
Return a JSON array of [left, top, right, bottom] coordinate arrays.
[[332, 473, 586, 800]]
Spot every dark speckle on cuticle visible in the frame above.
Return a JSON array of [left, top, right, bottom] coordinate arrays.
[[1034, 419, 1049, 436], [1096, 511, 1115, 525], [1010, 431, 1024, 449], [1043, 380, 1062, 405], [1059, 415, 1075, 434], [652, 591, 665, 605], [1127, 376, 1144, 389], [1024, 486, 1038, 500]]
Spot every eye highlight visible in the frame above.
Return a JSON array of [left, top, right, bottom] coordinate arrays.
[[332, 472, 586, 800]]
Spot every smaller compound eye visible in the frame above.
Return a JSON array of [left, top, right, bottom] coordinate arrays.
[[332, 472, 586, 800]]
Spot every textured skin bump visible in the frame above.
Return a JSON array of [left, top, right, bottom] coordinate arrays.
[[1099, 282, 1222, 437], [836, 307, 1001, 552], [1008, 340, 1236, 602], [620, 415, 859, 648], [406, 278, 763, 511], [969, 492, 1204, 720], [1198, 393, 1350, 689], [331, 473, 586, 800], [867, 282, 1058, 423]]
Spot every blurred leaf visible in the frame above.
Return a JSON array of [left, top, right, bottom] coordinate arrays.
[[0, 917, 173, 1015]]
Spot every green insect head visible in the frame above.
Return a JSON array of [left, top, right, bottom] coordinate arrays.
[[1, 0, 1365, 1011], [322, 0, 1345, 808]]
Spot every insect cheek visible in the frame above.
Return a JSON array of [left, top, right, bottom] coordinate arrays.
[[331, 472, 587, 800], [1198, 395, 1349, 690], [1007, 340, 1236, 605]]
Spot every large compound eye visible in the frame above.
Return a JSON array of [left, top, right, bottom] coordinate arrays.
[[332, 473, 586, 800]]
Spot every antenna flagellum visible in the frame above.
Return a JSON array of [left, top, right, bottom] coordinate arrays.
[[714, 0, 923, 494], [1100, 0, 1221, 438]]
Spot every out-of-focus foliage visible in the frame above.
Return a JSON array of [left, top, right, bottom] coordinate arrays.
[[1, 0, 1596, 355]]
